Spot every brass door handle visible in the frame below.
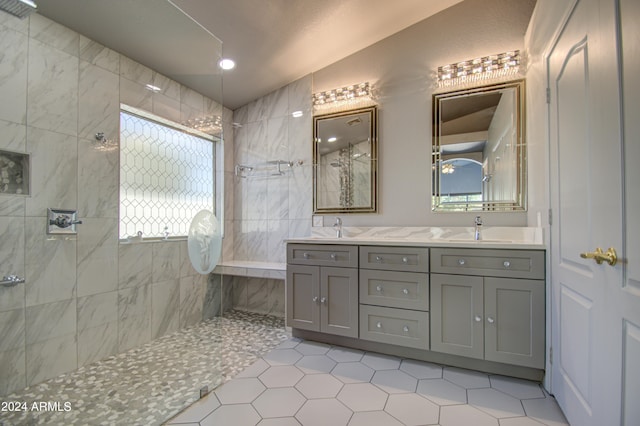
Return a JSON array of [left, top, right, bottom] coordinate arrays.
[[580, 247, 617, 266]]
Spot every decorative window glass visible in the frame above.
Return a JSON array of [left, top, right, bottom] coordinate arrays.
[[119, 106, 215, 239]]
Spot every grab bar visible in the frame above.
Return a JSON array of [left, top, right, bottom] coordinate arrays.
[[1, 275, 25, 287]]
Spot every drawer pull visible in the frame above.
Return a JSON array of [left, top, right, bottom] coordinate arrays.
[[376, 285, 383, 292], [303, 252, 310, 259], [330, 253, 337, 260], [402, 257, 409, 263], [375, 256, 383, 263], [313, 296, 318, 303], [403, 325, 409, 333], [458, 258, 466, 265], [487, 316, 495, 324], [474, 315, 482, 322], [376, 321, 382, 329], [320, 297, 327, 304], [503, 260, 511, 268], [402, 288, 409, 295]]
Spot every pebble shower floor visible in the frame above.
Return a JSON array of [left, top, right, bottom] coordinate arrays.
[[0, 310, 289, 425]]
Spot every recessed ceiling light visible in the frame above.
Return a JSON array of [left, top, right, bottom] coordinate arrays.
[[327, 137, 337, 143], [219, 58, 236, 70]]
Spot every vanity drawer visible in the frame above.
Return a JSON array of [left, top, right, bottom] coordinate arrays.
[[360, 246, 429, 272], [360, 270, 429, 311], [360, 305, 429, 350], [430, 248, 545, 279], [287, 244, 358, 268]]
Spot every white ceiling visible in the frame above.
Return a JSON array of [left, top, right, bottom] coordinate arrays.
[[35, 0, 463, 110]]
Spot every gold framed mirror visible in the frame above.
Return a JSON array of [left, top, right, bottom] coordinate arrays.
[[432, 79, 526, 212], [313, 106, 378, 213]]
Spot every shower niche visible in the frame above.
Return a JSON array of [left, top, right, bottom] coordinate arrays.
[[0, 150, 30, 196]]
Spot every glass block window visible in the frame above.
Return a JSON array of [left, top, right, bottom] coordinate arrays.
[[119, 107, 214, 239]]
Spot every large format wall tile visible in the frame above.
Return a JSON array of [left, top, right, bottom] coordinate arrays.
[[0, 347, 25, 395], [0, 25, 28, 124], [25, 299, 76, 345], [79, 35, 120, 74], [152, 242, 181, 283], [151, 279, 180, 339], [77, 291, 118, 331], [78, 321, 117, 367], [78, 61, 119, 141], [0, 216, 25, 312], [77, 298, 118, 365], [0, 308, 24, 353], [77, 218, 118, 297], [27, 39, 78, 136], [180, 275, 206, 328], [118, 285, 151, 351], [26, 333, 77, 386], [77, 136, 119, 219], [25, 127, 78, 217], [29, 14, 78, 57], [24, 218, 76, 307], [118, 243, 152, 289], [0, 119, 26, 152]]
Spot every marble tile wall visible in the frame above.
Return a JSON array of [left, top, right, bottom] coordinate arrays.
[[232, 75, 313, 265], [0, 13, 231, 396], [226, 75, 313, 316]]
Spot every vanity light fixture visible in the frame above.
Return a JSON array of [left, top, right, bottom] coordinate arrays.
[[327, 137, 337, 143], [313, 82, 371, 107], [182, 115, 222, 134], [437, 50, 520, 88], [218, 58, 236, 70]]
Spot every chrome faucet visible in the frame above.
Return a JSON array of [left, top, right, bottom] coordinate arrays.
[[334, 217, 343, 238], [474, 216, 483, 241]]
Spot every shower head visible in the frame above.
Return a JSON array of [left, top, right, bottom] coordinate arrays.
[[0, 0, 37, 19]]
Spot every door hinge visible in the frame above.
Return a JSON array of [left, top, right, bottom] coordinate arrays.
[[546, 88, 551, 104], [548, 209, 553, 225]]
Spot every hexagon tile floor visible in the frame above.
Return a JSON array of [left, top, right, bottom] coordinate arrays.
[[167, 338, 570, 426]]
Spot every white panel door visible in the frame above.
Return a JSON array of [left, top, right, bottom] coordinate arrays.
[[619, 0, 640, 424], [548, 0, 635, 424]]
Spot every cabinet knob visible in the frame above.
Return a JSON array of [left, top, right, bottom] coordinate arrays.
[[487, 316, 495, 324], [402, 288, 409, 295], [330, 253, 337, 260], [403, 325, 409, 333], [474, 315, 482, 322], [313, 296, 318, 303], [402, 257, 409, 263], [376, 256, 383, 263], [320, 297, 327, 304], [376, 285, 383, 292], [458, 258, 466, 265], [376, 322, 382, 329], [503, 260, 511, 268], [303, 252, 310, 259]]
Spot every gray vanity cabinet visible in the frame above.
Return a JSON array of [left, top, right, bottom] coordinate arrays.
[[359, 246, 430, 350], [286, 244, 359, 338], [430, 248, 545, 369]]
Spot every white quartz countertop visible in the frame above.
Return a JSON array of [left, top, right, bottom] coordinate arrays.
[[286, 226, 545, 250]]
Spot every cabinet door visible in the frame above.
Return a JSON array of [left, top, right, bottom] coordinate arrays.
[[287, 264, 320, 332], [431, 273, 484, 359], [320, 267, 358, 338], [484, 277, 545, 368]]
